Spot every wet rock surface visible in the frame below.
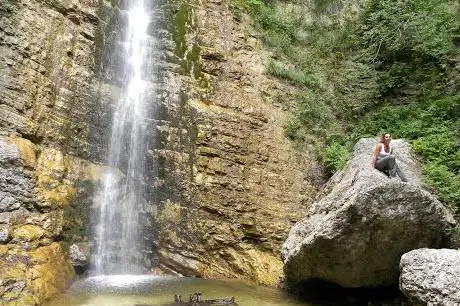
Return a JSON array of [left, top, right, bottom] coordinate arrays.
[[153, 0, 322, 285], [0, 0, 119, 302], [69, 242, 90, 271], [282, 138, 456, 288], [400, 248, 460, 306], [0, 136, 102, 304]]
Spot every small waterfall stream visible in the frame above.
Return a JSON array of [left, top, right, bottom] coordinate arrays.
[[93, 1, 153, 275]]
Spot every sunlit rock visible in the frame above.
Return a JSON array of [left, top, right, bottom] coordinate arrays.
[[282, 138, 456, 288], [400, 248, 460, 305], [69, 242, 90, 271]]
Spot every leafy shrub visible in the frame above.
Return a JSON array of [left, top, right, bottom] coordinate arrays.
[[267, 60, 319, 87], [423, 162, 460, 212], [322, 142, 350, 174]]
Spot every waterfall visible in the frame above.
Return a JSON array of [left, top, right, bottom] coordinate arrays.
[[93, 1, 154, 275]]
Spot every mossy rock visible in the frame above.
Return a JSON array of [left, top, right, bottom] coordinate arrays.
[[12, 225, 45, 242], [7, 137, 37, 169]]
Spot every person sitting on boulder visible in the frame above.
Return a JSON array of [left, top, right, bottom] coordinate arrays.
[[372, 134, 408, 182]]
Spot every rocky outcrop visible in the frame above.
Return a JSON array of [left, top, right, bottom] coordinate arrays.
[[0, 0, 123, 302], [1, 0, 322, 299], [0, 243, 75, 305], [68, 242, 90, 272], [0, 0, 116, 160], [282, 138, 456, 288], [400, 249, 460, 306], [153, 0, 322, 285], [0, 135, 102, 304]]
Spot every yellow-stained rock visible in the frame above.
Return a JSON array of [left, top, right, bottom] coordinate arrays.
[[158, 200, 182, 225], [36, 148, 66, 180], [34, 148, 102, 208], [0, 244, 74, 304], [199, 247, 283, 286], [12, 225, 45, 242], [39, 184, 77, 208], [245, 249, 284, 286], [7, 137, 37, 169], [27, 244, 75, 303]]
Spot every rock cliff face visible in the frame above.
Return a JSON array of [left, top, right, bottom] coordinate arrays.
[[152, 0, 322, 285], [0, 0, 321, 303], [0, 136, 102, 304], [0, 0, 115, 303]]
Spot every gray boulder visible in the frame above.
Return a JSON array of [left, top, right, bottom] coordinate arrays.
[[69, 242, 90, 270], [282, 138, 456, 288], [400, 248, 460, 306]]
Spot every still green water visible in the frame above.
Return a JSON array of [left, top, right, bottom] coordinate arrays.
[[45, 275, 312, 306]]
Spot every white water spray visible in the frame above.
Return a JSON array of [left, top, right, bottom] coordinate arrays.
[[93, 1, 153, 274]]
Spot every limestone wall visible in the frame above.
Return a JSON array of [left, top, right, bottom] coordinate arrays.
[[0, 0, 322, 303], [154, 0, 322, 285], [0, 0, 114, 303]]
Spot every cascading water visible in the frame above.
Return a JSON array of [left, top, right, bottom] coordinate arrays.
[[93, 1, 154, 275]]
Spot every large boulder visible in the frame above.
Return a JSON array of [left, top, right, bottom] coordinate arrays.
[[282, 138, 456, 288], [400, 249, 460, 305]]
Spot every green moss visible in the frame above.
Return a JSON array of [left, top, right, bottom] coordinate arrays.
[[61, 180, 95, 244], [103, 0, 118, 7], [173, 3, 193, 58], [170, 1, 209, 88], [0, 0, 18, 16], [184, 44, 209, 88], [196, 128, 206, 143]]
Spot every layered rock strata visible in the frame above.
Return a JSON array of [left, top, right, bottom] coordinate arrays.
[[0, 0, 115, 303], [154, 0, 321, 285], [0, 136, 103, 304], [399, 248, 460, 306], [282, 138, 456, 288], [1, 0, 322, 302]]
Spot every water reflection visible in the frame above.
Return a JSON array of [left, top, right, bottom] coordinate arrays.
[[45, 276, 309, 306], [45, 276, 404, 306]]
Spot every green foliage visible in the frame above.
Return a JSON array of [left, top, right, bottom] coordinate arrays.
[[359, 0, 459, 96], [322, 142, 350, 174], [423, 162, 460, 212], [267, 60, 319, 87], [251, 3, 300, 44], [248, 0, 460, 211], [361, 0, 459, 61]]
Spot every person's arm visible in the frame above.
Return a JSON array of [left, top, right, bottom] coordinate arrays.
[[372, 144, 380, 168]]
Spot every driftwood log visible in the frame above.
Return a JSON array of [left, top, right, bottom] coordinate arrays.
[[174, 293, 237, 305], [135, 292, 237, 306]]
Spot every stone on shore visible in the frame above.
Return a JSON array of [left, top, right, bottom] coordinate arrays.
[[400, 248, 460, 306]]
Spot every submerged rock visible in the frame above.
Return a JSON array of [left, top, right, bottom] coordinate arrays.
[[400, 248, 460, 306], [282, 138, 456, 288]]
